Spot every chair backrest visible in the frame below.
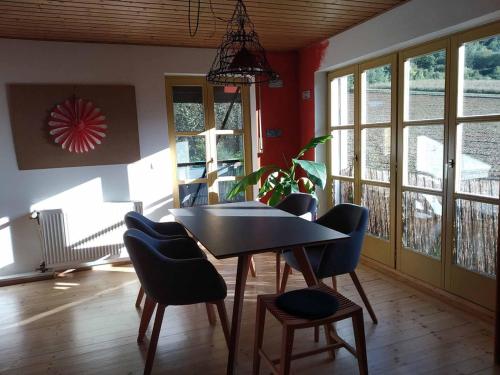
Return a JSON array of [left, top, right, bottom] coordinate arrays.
[[275, 193, 318, 220], [124, 211, 160, 236], [124, 211, 187, 238], [315, 203, 368, 277], [124, 229, 175, 301], [124, 229, 226, 305]]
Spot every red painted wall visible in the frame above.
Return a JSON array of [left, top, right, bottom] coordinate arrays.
[[258, 42, 328, 169], [298, 40, 329, 161], [258, 51, 300, 169]]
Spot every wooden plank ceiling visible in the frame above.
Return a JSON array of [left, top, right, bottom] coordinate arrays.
[[0, 0, 407, 51]]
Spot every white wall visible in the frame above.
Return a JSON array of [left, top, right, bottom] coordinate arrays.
[[319, 0, 500, 72], [0, 38, 218, 277]]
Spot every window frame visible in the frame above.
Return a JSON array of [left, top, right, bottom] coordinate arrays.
[[165, 76, 253, 208], [326, 21, 500, 310]]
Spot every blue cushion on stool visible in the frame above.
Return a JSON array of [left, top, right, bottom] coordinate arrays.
[[276, 289, 339, 320]]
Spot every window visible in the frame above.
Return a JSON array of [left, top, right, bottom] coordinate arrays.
[[327, 22, 500, 310], [328, 55, 396, 266], [166, 77, 253, 207]]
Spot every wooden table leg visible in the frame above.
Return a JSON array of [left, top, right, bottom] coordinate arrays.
[[227, 254, 251, 375], [291, 245, 318, 286], [291, 245, 336, 359]]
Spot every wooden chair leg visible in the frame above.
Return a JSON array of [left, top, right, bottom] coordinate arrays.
[[144, 304, 166, 375], [249, 256, 257, 277], [352, 310, 368, 375], [138, 296, 156, 343], [350, 271, 378, 324], [331, 276, 337, 291], [280, 263, 291, 293], [205, 303, 217, 326], [253, 297, 267, 375], [280, 326, 294, 375], [215, 300, 230, 349], [135, 286, 145, 308], [275, 252, 281, 293]]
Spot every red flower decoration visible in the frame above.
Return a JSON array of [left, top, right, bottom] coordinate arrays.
[[48, 98, 107, 153]]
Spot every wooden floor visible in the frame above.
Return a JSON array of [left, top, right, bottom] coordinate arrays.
[[0, 253, 498, 375]]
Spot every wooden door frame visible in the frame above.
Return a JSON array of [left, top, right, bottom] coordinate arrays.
[[326, 65, 358, 209], [444, 22, 500, 310], [165, 76, 254, 208], [395, 38, 451, 288], [327, 54, 398, 268], [358, 53, 398, 267]]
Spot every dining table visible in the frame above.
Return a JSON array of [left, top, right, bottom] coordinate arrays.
[[169, 200, 349, 375]]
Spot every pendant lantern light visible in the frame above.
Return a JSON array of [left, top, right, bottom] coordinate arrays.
[[206, 0, 277, 85]]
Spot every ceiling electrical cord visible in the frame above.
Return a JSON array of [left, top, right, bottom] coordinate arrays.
[[188, 0, 201, 37], [208, 0, 229, 38], [210, 0, 228, 22], [189, 0, 230, 38]]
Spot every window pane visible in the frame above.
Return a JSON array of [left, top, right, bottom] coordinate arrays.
[[179, 183, 208, 207], [402, 191, 442, 258], [216, 135, 244, 177], [406, 50, 446, 121], [330, 74, 354, 126], [454, 199, 498, 277], [362, 64, 391, 124], [456, 122, 500, 199], [176, 136, 206, 180], [361, 184, 390, 239], [173, 86, 205, 132], [219, 180, 245, 203], [331, 129, 354, 177], [403, 125, 444, 190], [332, 179, 354, 206], [214, 86, 243, 130], [459, 35, 500, 117], [361, 127, 391, 182]]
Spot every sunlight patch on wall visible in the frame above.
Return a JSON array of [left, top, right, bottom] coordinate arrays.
[[0, 217, 14, 269], [127, 149, 173, 215], [30, 178, 104, 212]]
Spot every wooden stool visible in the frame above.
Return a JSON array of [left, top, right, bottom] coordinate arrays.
[[253, 285, 368, 375]]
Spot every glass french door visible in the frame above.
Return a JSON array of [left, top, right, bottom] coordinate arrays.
[[328, 66, 356, 210], [359, 56, 397, 266], [445, 25, 500, 310], [328, 22, 499, 309], [328, 55, 397, 267], [165, 76, 253, 207], [397, 40, 450, 287]]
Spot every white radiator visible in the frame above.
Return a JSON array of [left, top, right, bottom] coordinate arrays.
[[36, 201, 142, 269]]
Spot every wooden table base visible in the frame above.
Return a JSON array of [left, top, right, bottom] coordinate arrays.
[[227, 254, 250, 375]]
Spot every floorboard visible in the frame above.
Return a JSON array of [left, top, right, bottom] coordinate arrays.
[[0, 254, 497, 374]]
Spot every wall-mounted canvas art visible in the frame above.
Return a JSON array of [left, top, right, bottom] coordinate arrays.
[[8, 84, 140, 170]]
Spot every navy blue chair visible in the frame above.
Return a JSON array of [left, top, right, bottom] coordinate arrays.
[[124, 211, 190, 307], [124, 211, 189, 239], [281, 203, 377, 324], [273, 193, 318, 292], [124, 229, 229, 375]]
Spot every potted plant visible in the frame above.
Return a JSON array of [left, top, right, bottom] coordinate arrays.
[[227, 135, 332, 205]]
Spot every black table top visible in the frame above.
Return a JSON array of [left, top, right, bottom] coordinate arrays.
[[169, 201, 349, 259]]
